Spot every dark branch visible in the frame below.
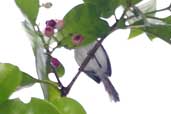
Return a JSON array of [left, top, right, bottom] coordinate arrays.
[[62, 9, 128, 96]]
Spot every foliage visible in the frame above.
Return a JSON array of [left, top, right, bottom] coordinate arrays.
[[57, 3, 110, 48], [0, 0, 171, 114]]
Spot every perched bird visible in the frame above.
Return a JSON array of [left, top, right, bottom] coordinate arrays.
[[74, 41, 120, 102]]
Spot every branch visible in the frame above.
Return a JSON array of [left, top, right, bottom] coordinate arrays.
[[35, 79, 58, 89], [61, 37, 105, 96], [125, 3, 171, 22], [61, 9, 127, 96], [145, 3, 171, 15]]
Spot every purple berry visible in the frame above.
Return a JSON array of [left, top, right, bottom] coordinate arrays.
[[46, 19, 57, 28], [51, 57, 60, 68], [44, 26, 54, 37]]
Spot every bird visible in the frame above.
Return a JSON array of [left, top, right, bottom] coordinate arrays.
[[74, 41, 120, 102]]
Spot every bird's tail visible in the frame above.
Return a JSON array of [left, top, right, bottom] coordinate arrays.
[[101, 77, 120, 102]]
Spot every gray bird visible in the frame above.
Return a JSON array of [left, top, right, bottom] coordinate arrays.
[[74, 41, 120, 102]]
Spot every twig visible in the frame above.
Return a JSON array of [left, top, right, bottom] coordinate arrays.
[[61, 9, 127, 96], [36, 79, 58, 89], [145, 4, 171, 15], [61, 38, 105, 96], [50, 63, 64, 88], [125, 3, 171, 22]]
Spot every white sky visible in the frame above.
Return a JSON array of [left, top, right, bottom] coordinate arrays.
[[1, 0, 171, 114]]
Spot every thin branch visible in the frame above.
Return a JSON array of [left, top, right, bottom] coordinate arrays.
[[61, 37, 105, 96], [111, 8, 128, 31], [35, 25, 46, 45], [124, 24, 147, 29], [50, 63, 64, 88], [146, 16, 164, 21], [50, 45, 59, 54], [61, 9, 127, 96], [125, 3, 171, 22], [36, 79, 58, 89], [145, 4, 171, 15]]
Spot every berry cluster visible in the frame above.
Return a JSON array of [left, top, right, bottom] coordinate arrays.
[[44, 19, 64, 37], [44, 19, 64, 69], [44, 19, 84, 46]]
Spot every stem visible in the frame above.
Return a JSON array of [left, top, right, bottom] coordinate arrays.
[[145, 6, 170, 15], [146, 16, 163, 21], [36, 79, 58, 89], [126, 3, 171, 22], [50, 44, 60, 54], [35, 25, 46, 45], [50, 64, 64, 88], [125, 24, 146, 29]]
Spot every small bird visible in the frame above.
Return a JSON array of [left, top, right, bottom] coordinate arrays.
[[74, 41, 120, 102]]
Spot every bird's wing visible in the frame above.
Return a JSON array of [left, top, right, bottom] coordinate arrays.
[[84, 70, 101, 83], [99, 45, 112, 76]]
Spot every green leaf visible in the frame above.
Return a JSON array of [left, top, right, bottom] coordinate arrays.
[[52, 97, 86, 114], [120, 0, 142, 7], [144, 16, 171, 43], [22, 21, 50, 98], [0, 63, 22, 103], [146, 33, 156, 40], [127, 0, 156, 39], [144, 25, 171, 44], [18, 72, 37, 89], [56, 65, 65, 77], [83, 0, 119, 18], [129, 28, 143, 39], [23, 21, 61, 101], [56, 3, 110, 48], [18, 71, 59, 91], [162, 16, 171, 24], [0, 98, 61, 114], [47, 85, 61, 102], [15, 0, 39, 25], [116, 18, 127, 29]]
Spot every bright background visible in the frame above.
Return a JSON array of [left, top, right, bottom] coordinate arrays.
[[1, 0, 171, 114]]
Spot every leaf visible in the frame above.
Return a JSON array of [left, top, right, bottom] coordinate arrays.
[[83, 0, 119, 18], [15, 0, 39, 25], [116, 18, 127, 29], [128, 15, 171, 43], [0, 63, 22, 103], [56, 3, 110, 48], [47, 85, 61, 102], [144, 16, 171, 43], [144, 24, 171, 44], [22, 21, 61, 100], [56, 65, 65, 77], [17, 72, 37, 90], [162, 16, 171, 24], [23, 21, 61, 100], [120, 0, 142, 7], [146, 33, 156, 40], [22, 21, 49, 98], [0, 98, 61, 114], [127, 0, 156, 39], [128, 28, 144, 39], [52, 97, 86, 114]]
